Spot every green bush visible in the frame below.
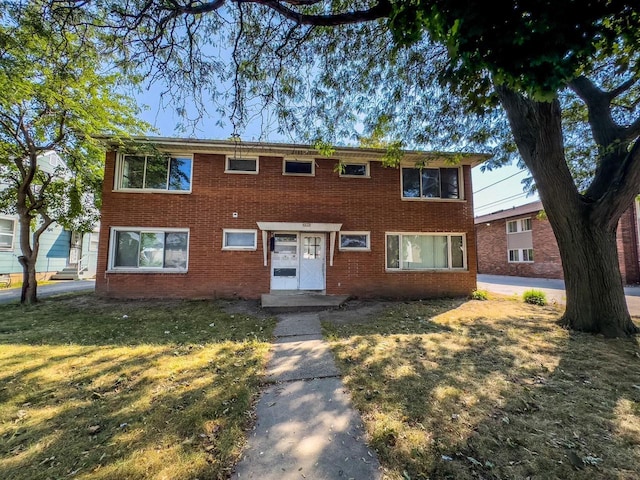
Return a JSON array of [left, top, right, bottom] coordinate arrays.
[[523, 289, 547, 306], [471, 289, 489, 301]]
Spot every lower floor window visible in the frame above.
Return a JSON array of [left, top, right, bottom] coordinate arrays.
[[386, 233, 466, 270], [111, 228, 189, 270], [508, 248, 534, 263]]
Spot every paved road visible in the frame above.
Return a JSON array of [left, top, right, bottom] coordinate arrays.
[[477, 274, 640, 316], [0, 280, 95, 303]]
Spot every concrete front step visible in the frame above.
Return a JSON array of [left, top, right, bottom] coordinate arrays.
[[261, 293, 349, 312], [50, 268, 80, 281]]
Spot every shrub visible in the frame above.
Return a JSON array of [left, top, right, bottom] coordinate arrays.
[[471, 289, 489, 301], [523, 289, 547, 306]]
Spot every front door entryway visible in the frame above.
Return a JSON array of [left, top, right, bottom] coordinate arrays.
[[270, 232, 326, 291]]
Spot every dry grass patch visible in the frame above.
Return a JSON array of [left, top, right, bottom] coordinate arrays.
[[323, 298, 640, 480], [0, 294, 275, 480]]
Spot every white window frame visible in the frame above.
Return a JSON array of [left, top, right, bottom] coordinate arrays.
[[222, 229, 258, 251], [225, 156, 259, 174], [0, 216, 17, 251], [282, 158, 315, 176], [385, 232, 467, 271], [400, 165, 464, 201], [114, 153, 193, 193], [108, 227, 190, 272], [339, 161, 370, 178], [508, 248, 534, 263], [506, 217, 532, 233], [339, 231, 371, 251]]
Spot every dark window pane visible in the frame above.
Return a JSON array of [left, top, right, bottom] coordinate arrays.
[[168, 157, 192, 190], [284, 160, 313, 174], [421, 169, 441, 198], [402, 168, 420, 198], [165, 232, 188, 268], [440, 168, 459, 199], [145, 156, 169, 189], [343, 164, 367, 176], [386, 235, 400, 268], [274, 268, 297, 277], [451, 235, 464, 268], [122, 156, 145, 188], [340, 234, 368, 249], [115, 231, 140, 267], [228, 158, 257, 172]]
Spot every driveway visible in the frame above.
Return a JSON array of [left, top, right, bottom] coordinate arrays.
[[477, 274, 640, 316], [0, 280, 95, 304]]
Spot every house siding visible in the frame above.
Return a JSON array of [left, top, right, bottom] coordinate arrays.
[[96, 150, 479, 299], [476, 203, 640, 285]]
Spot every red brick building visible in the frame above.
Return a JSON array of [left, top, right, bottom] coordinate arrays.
[[95, 138, 488, 299], [475, 200, 640, 284]]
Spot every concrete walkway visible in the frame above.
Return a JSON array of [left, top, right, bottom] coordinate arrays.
[[477, 274, 640, 315], [0, 279, 95, 304], [234, 312, 381, 479]]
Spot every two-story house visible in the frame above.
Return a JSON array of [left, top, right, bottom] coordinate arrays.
[[95, 138, 488, 300]]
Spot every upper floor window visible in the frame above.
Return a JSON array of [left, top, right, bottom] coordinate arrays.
[[116, 154, 192, 192], [340, 162, 370, 178], [226, 156, 258, 174], [507, 218, 532, 233], [401, 167, 460, 199], [109, 228, 189, 271], [0, 217, 16, 250], [283, 159, 314, 176]]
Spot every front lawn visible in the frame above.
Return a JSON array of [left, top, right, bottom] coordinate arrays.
[[0, 294, 275, 480], [323, 298, 640, 479]]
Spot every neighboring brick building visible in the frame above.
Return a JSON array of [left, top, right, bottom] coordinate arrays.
[[475, 200, 640, 285], [95, 137, 489, 299]]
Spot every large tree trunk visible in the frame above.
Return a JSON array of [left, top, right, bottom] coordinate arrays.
[[496, 86, 639, 337], [18, 254, 38, 305]]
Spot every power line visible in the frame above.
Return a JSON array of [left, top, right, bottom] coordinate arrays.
[[474, 192, 529, 211], [473, 169, 526, 194]]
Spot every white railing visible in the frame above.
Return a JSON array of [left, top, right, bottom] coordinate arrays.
[[77, 254, 90, 277]]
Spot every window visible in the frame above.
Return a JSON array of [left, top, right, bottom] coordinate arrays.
[[222, 229, 257, 250], [116, 154, 192, 192], [110, 228, 189, 271], [340, 162, 369, 177], [225, 157, 258, 174], [283, 159, 314, 175], [509, 248, 534, 263], [386, 233, 466, 270], [401, 167, 460, 199], [339, 232, 371, 251], [0, 217, 16, 250], [507, 218, 531, 233]]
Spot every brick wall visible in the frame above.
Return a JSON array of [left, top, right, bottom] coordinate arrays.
[[96, 151, 478, 299], [476, 207, 640, 284]]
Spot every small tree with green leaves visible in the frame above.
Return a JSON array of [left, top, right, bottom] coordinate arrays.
[[0, 3, 148, 304]]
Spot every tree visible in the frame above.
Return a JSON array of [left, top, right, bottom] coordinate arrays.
[[0, 2, 148, 304], [47, 0, 640, 336]]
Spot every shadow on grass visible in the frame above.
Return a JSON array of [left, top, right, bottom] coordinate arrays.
[[324, 299, 640, 480], [0, 294, 276, 480]]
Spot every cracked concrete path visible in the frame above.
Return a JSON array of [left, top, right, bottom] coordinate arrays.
[[234, 312, 381, 480]]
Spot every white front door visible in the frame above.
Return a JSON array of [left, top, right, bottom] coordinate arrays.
[[270, 233, 299, 290], [299, 234, 325, 290]]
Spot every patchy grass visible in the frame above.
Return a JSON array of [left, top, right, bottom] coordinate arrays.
[[323, 298, 640, 480], [0, 294, 275, 480]]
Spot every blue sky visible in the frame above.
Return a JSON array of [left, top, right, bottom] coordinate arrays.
[[135, 87, 539, 217]]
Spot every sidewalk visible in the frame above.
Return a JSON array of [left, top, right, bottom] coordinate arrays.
[[477, 274, 640, 315], [234, 312, 381, 479]]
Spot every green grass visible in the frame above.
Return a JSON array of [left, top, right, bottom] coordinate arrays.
[[0, 294, 276, 480], [323, 298, 640, 480]]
